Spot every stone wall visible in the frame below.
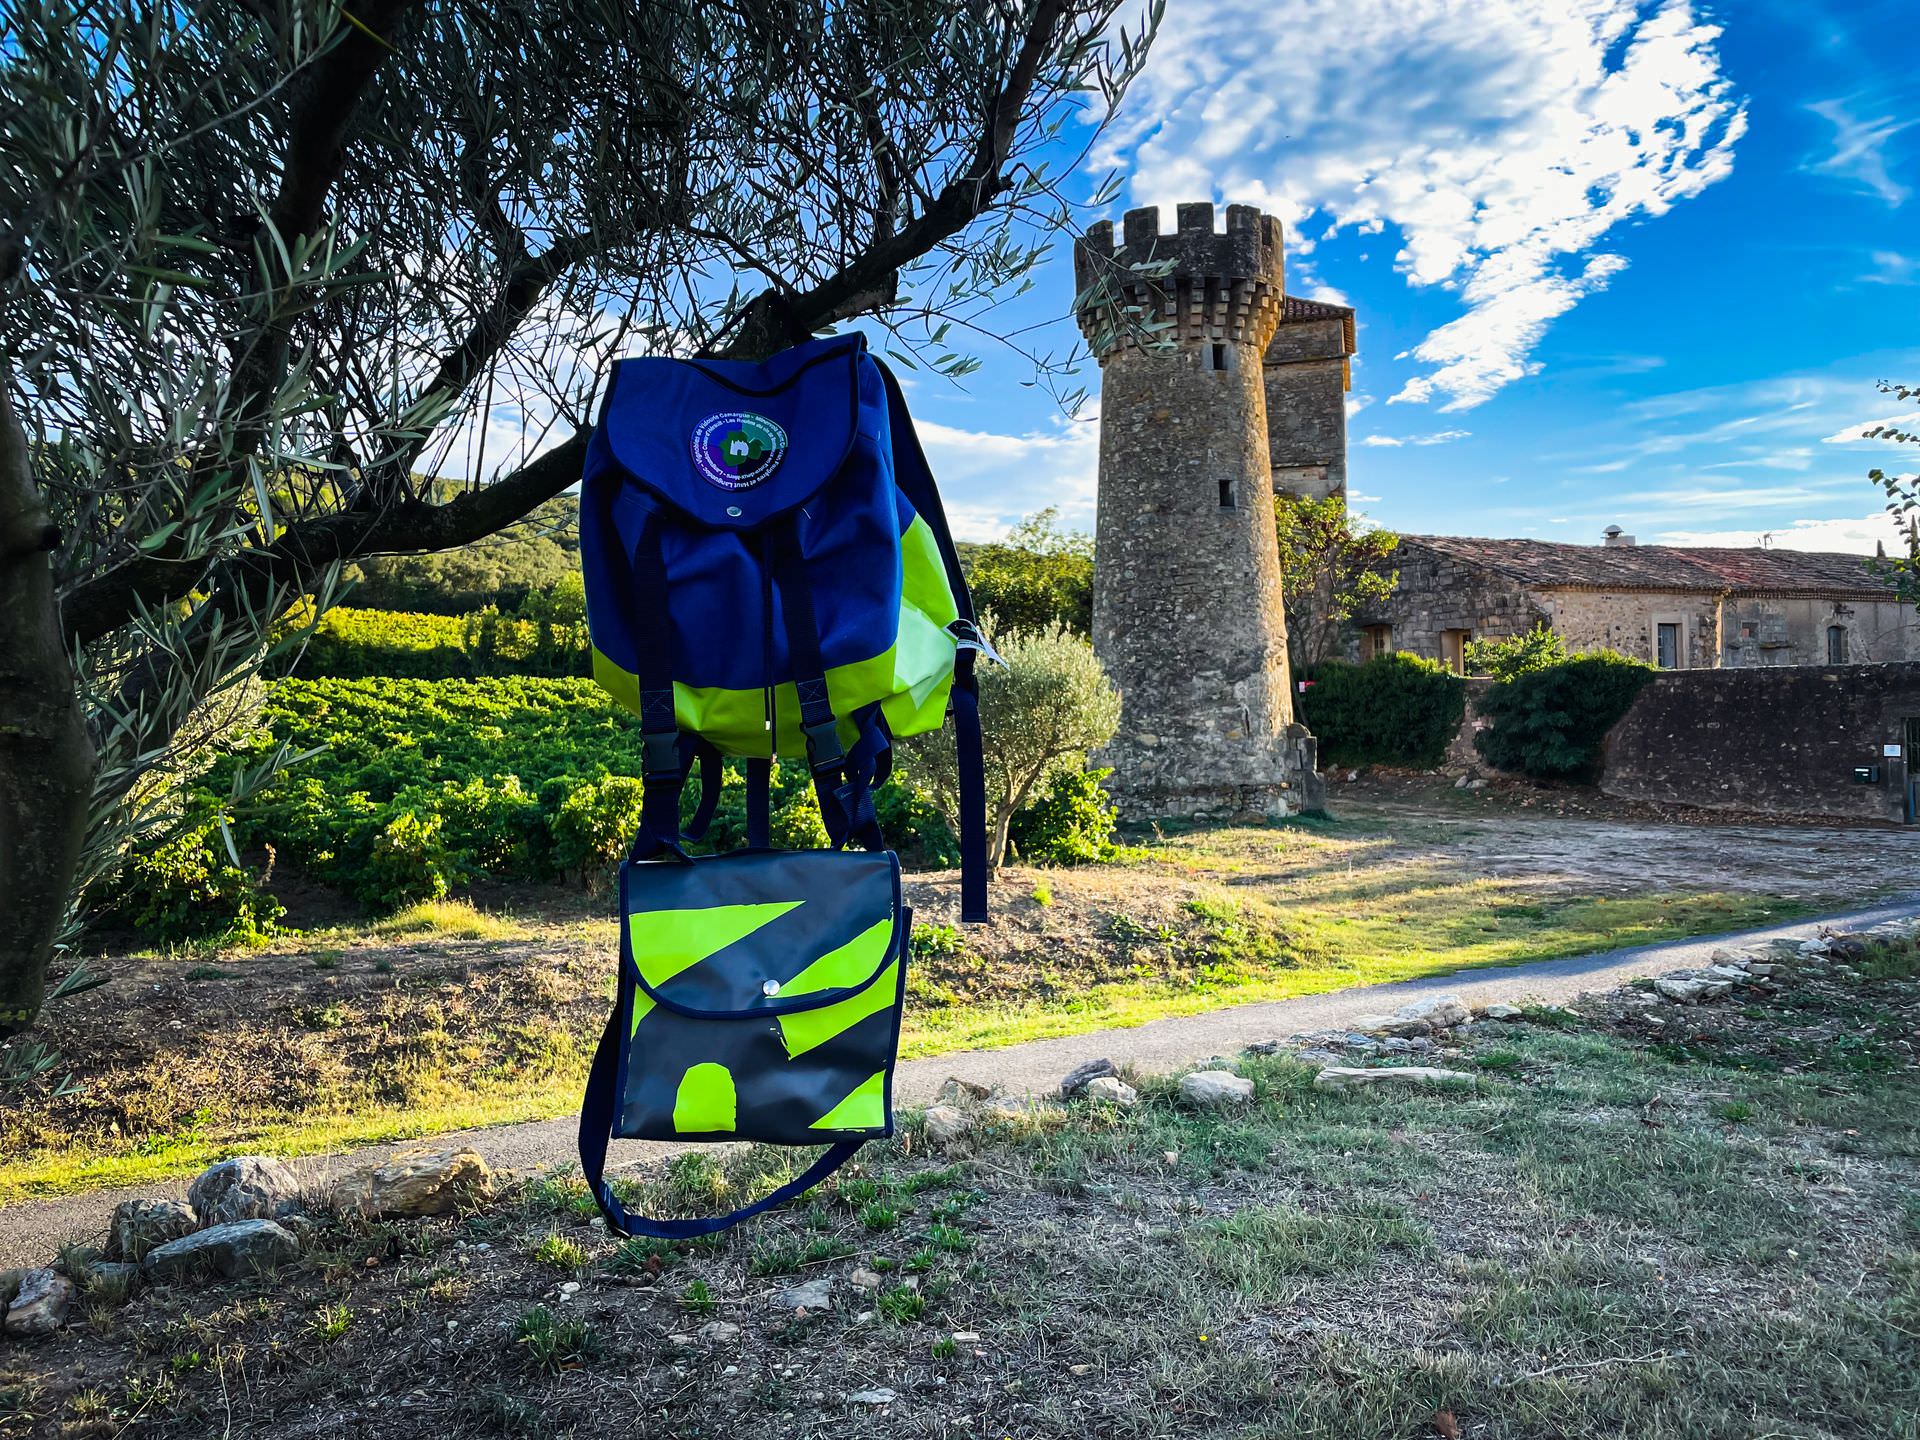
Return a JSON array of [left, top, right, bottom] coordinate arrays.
[[1363, 544, 1546, 662], [1540, 589, 1722, 669], [1265, 316, 1349, 502], [1721, 595, 1920, 667], [1600, 663, 1920, 823]]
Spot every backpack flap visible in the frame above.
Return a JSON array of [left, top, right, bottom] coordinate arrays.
[[597, 334, 871, 532]]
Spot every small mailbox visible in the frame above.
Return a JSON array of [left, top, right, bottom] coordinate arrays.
[[1853, 765, 1881, 784]]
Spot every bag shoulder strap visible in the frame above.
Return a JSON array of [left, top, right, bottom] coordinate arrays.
[[577, 997, 863, 1239], [872, 358, 989, 924]]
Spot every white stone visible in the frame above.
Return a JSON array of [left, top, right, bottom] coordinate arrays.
[[1394, 993, 1472, 1030], [1082, 1076, 1138, 1106], [1654, 974, 1713, 1004], [1481, 1004, 1524, 1020], [144, 1219, 299, 1280], [850, 1267, 885, 1291], [698, 1321, 742, 1344], [1350, 1013, 1428, 1038], [1704, 965, 1749, 983], [1058, 1058, 1118, 1098], [848, 1388, 898, 1406], [1178, 1071, 1254, 1107], [2, 1269, 74, 1338], [921, 1105, 970, 1144], [188, 1156, 301, 1226], [1312, 1066, 1476, 1094], [109, 1197, 198, 1261]]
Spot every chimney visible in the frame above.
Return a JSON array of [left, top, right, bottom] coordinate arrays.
[[1603, 524, 1635, 547]]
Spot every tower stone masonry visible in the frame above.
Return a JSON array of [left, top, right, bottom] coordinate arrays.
[[1074, 201, 1327, 821]]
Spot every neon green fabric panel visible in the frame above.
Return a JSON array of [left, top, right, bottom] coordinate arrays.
[[811, 1070, 888, 1132], [778, 960, 899, 1060], [628, 901, 800, 990], [673, 1062, 738, 1134], [777, 917, 894, 999]]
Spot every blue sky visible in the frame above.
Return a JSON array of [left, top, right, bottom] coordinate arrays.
[[898, 0, 1920, 550]]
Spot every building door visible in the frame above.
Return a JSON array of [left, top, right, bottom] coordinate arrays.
[[1440, 628, 1471, 675], [1908, 718, 1920, 823], [1656, 622, 1680, 669]]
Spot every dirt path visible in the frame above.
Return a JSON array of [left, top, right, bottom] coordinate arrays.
[[7, 890, 1914, 1270]]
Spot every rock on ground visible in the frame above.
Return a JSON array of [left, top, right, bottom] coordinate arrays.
[[1350, 1013, 1429, 1038], [342, 1147, 491, 1218], [1313, 1066, 1476, 1094], [921, 1105, 970, 1144], [188, 1156, 302, 1225], [1394, 993, 1472, 1030], [1082, 1075, 1138, 1106], [696, 1321, 741, 1344], [1058, 1057, 1118, 1099], [934, 1076, 991, 1105], [3, 1269, 75, 1338], [1654, 974, 1731, 1004], [144, 1219, 300, 1281], [1178, 1071, 1254, 1107], [1479, 1003, 1524, 1020], [848, 1388, 898, 1407], [776, 1277, 834, 1313], [109, 1197, 198, 1261]]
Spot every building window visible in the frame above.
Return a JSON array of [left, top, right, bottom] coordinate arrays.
[[1656, 622, 1681, 669], [1208, 342, 1229, 372], [1362, 624, 1393, 660], [1440, 628, 1472, 675], [1218, 478, 1237, 508], [1828, 625, 1848, 664]]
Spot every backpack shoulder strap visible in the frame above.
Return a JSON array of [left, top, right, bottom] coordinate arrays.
[[873, 358, 989, 924]]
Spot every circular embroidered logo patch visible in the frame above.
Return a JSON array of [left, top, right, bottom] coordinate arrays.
[[690, 411, 789, 491]]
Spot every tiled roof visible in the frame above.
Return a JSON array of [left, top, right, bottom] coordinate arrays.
[[1397, 534, 1898, 597], [1277, 295, 1356, 355]]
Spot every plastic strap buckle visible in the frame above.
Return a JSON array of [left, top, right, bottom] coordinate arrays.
[[802, 718, 845, 773], [641, 730, 682, 779]]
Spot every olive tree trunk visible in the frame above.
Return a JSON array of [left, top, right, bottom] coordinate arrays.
[[0, 375, 94, 1038]]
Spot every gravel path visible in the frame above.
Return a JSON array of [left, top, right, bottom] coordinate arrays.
[[6, 891, 1915, 1268]]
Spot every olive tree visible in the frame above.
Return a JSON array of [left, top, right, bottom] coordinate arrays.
[[897, 621, 1120, 872], [0, 0, 1158, 1037], [1869, 381, 1920, 603]]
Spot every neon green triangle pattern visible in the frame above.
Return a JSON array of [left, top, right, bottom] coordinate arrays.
[[627, 900, 801, 1036], [673, 1062, 737, 1134], [811, 1070, 887, 1131], [778, 916, 894, 998], [779, 959, 899, 1060]]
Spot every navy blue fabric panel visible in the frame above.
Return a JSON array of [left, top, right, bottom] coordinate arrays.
[[599, 334, 866, 531]]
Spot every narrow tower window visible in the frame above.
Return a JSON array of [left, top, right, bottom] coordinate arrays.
[[1218, 478, 1238, 508], [1828, 625, 1848, 664], [1210, 342, 1228, 372]]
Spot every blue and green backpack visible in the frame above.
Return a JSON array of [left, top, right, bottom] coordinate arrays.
[[576, 332, 989, 1236]]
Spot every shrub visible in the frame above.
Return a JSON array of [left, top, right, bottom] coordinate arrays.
[[288, 605, 588, 680], [894, 622, 1121, 873], [1473, 652, 1655, 780], [549, 775, 647, 881], [361, 806, 453, 909], [109, 790, 285, 945], [1463, 625, 1568, 682], [1007, 765, 1119, 865], [1297, 655, 1464, 768]]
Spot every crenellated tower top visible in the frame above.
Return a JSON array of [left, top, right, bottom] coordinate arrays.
[[1073, 202, 1286, 359]]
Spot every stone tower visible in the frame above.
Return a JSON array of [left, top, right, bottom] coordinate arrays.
[[1074, 202, 1322, 821], [1266, 297, 1357, 502]]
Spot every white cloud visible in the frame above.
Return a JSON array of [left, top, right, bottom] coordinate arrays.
[[1864, 250, 1919, 285], [1655, 512, 1909, 554], [1102, 0, 1745, 411], [1360, 428, 1470, 448], [1806, 96, 1914, 207], [915, 417, 1100, 541], [1823, 413, 1918, 444]]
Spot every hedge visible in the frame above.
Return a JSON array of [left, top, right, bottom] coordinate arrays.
[[1297, 655, 1465, 769], [1473, 652, 1654, 780]]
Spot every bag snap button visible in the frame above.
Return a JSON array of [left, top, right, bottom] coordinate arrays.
[[762, 979, 780, 996], [727, 506, 743, 517]]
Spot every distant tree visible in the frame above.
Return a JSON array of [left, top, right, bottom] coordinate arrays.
[[344, 497, 579, 615], [1463, 625, 1568, 683], [894, 622, 1120, 873], [960, 507, 1095, 636], [1868, 381, 1920, 605], [1274, 495, 1399, 671], [0, 0, 1158, 1039]]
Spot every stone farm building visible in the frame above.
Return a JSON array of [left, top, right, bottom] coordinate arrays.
[[1363, 527, 1920, 673]]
